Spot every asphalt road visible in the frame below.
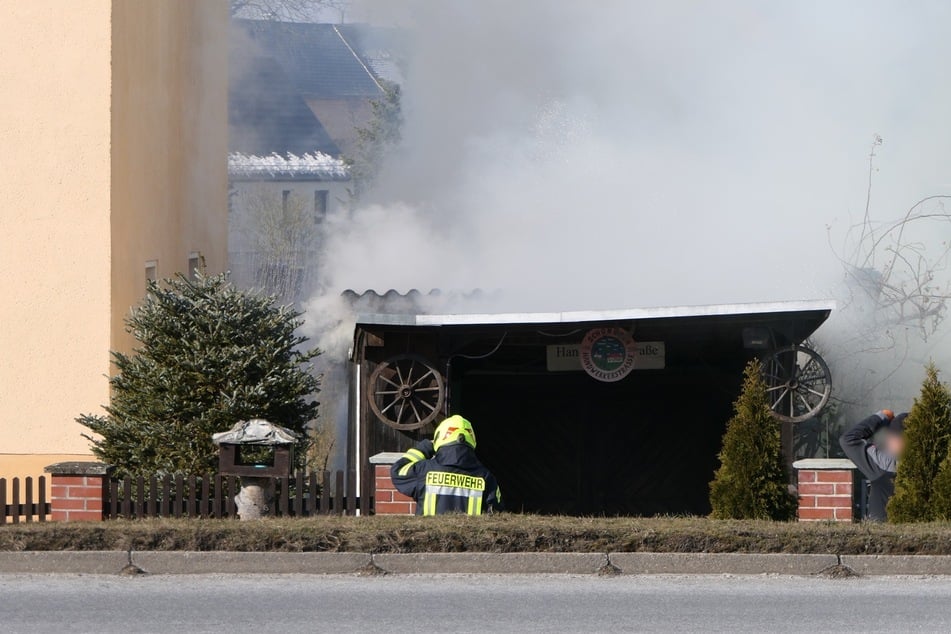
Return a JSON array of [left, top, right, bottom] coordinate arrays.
[[3, 573, 951, 633]]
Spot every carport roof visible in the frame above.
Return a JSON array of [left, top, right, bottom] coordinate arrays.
[[356, 299, 835, 328]]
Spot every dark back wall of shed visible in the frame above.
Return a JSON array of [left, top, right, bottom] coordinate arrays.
[[459, 365, 740, 516]]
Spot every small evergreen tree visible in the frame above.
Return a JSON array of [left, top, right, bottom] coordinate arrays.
[[78, 273, 320, 479], [889, 363, 951, 522], [710, 359, 796, 520]]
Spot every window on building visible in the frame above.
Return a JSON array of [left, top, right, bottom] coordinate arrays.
[[282, 189, 291, 219], [145, 260, 158, 286], [314, 189, 329, 223], [188, 252, 202, 279]]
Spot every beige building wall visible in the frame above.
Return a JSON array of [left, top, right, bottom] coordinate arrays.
[[0, 1, 228, 481], [111, 0, 229, 355], [0, 1, 113, 478]]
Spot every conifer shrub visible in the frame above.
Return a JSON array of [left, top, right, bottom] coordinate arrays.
[[78, 273, 320, 478], [890, 363, 951, 522], [710, 359, 796, 520]]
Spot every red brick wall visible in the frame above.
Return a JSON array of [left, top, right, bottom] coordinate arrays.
[[50, 474, 107, 521], [374, 465, 416, 515], [797, 469, 853, 522]]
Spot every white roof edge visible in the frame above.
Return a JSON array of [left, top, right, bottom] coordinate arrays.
[[356, 299, 836, 327]]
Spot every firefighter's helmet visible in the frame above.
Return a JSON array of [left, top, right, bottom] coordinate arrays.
[[433, 415, 477, 451]]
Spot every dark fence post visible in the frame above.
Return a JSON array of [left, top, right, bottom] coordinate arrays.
[[201, 475, 210, 518], [346, 470, 356, 516], [38, 476, 47, 522], [213, 475, 223, 518], [279, 476, 290, 516], [188, 476, 198, 518], [359, 466, 370, 517], [136, 477, 146, 519], [24, 477, 34, 523], [109, 479, 119, 519], [11, 478, 20, 524], [160, 475, 171, 517], [334, 471, 344, 516], [174, 475, 184, 518], [320, 471, 331, 515], [294, 470, 304, 517], [308, 472, 318, 516], [121, 478, 132, 518]]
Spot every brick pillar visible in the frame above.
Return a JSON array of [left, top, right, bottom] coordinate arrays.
[[792, 458, 856, 522], [44, 462, 113, 522], [369, 452, 416, 515]]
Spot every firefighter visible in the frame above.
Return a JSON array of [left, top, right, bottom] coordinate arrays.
[[839, 409, 907, 521], [391, 415, 502, 516]]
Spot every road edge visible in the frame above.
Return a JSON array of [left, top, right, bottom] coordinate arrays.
[[3, 551, 951, 576]]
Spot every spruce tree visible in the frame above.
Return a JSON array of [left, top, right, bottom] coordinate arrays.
[[889, 363, 951, 522], [78, 273, 320, 479], [710, 359, 796, 520]]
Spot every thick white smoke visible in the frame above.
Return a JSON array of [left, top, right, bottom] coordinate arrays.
[[305, 1, 951, 426], [322, 1, 949, 307]]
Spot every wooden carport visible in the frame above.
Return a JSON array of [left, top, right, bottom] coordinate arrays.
[[349, 301, 833, 516]]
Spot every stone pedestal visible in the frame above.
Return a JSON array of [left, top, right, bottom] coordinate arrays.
[[234, 476, 274, 519]]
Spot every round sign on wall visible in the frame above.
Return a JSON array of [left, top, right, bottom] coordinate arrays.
[[579, 328, 637, 382]]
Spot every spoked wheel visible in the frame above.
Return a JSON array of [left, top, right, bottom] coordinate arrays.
[[368, 354, 445, 430], [761, 344, 832, 423]]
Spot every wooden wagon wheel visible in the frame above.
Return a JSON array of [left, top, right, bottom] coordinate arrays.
[[367, 354, 445, 431], [761, 344, 832, 423]]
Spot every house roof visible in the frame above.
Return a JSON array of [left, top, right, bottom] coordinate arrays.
[[228, 152, 350, 181], [353, 299, 836, 372], [357, 300, 835, 328], [335, 24, 405, 86], [229, 48, 342, 156], [233, 20, 385, 99], [355, 299, 835, 346]]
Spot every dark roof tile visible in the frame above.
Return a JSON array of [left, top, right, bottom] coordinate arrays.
[[233, 19, 383, 99], [229, 42, 340, 156]]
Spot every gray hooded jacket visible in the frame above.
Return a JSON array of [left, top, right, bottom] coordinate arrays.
[[839, 412, 897, 521]]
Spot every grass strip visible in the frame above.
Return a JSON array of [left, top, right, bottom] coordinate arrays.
[[4, 515, 951, 554]]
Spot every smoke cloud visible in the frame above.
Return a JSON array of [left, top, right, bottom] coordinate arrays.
[[306, 1, 951, 419]]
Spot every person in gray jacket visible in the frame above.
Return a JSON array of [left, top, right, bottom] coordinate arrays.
[[839, 409, 907, 521]]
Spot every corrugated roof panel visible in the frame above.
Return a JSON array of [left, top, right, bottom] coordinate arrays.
[[356, 300, 835, 327]]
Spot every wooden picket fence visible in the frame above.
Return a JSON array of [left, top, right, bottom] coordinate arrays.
[[105, 469, 371, 519], [0, 476, 51, 524]]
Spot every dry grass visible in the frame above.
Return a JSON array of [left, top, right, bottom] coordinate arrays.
[[4, 515, 951, 554]]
